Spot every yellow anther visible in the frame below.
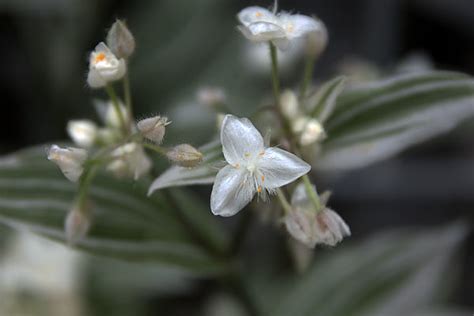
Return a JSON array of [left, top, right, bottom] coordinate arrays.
[[94, 52, 106, 64], [259, 151, 265, 156], [261, 175, 265, 182], [234, 163, 240, 169], [244, 153, 250, 158], [257, 186, 262, 193], [255, 12, 263, 18]]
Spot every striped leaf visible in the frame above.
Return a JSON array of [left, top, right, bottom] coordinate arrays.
[[0, 146, 228, 275], [306, 75, 347, 123], [318, 71, 474, 171]]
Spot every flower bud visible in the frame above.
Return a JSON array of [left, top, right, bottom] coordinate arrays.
[[107, 143, 151, 180], [166, 144, 203, 168], [284, 209, 315, 248], [106, 19, 136, 59], [305, 20, 328, 58], [197, 87, 226, 109], [313, 208, 351, 247], [291, 116, 310, 134], [67, 120, 98, 148], [105, 101, 129, 129], [299, 118, 325, 146], [87, 42, 126, 88], [137, 116, 170, 144], [279, 90, 299, 119], [65, 202, 91, 245], [47, 145, 87, 182]]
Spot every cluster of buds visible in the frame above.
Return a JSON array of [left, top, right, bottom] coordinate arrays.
[[279, 90, 326, 146]]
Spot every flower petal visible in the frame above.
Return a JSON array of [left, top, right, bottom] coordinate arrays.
[[237, 6, 277, 26], [291, 183, 318, 209], [221, 115, 264, 165], [258, 147, 311, 189], [279, 14, 320, 39], [210, 165, 255, 217]]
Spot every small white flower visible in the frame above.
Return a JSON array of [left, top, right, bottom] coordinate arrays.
[[47, 145, 87, 182], [107, 143, 151, 180], [299, 118, 325, 146], [87, 42, 126, 88], [197, 87, 227, 108], [65, 202, 91, 245], [211, 115, 311, 217], [279, 90, 299, 119], [285, 184, 350, 248], [237, 6, 324, 50], [67, 120, 98, 148], [137, 116, 170, 144], [106, 19, 135, 59]]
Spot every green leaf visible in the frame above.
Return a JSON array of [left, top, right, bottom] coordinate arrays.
[[0, 146, 228, 275], [318, 71, 474, 171], [306, 76, 347, 123], [148, 140, 222, 193], [255, 224, 467, 316]]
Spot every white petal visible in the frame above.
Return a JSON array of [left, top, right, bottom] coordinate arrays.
[[272, 38, 291, 50], [238, 22, 285, 42], [238, 6, 276, 26], [87, 68, 106, 88], [258, 147, 311, 189], [210, 165, 255, 217], [284, 211, 316, 248], [291, 183, 318, 208], [279, 14, 320, 39], [221, 115, 264, 165]]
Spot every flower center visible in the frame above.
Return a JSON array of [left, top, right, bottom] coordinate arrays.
[[94, 53, 106, 64]]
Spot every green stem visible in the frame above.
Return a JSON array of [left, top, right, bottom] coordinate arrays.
[[302, 174, 322, 212], [276, 188, 292, 214], [123, 72, 133, 123], [142, 142, 168, 156], [76, 165, 98, 209], [269, 42, 280, 104], [105, 84, 128, 136], [300, 55, 316, 98]]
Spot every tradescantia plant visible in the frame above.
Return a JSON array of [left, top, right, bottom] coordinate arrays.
[[0, 1, 473, 315]]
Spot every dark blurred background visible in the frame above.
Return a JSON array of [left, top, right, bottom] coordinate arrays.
[[0, 0, 473, 313]]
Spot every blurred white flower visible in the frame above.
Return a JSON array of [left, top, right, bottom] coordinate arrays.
[[106, 19, 135, 59], [107, 143, 151, 180], [87, 42, 126, 88], [65, 202, 91, 245], [279, 89, 299, 119], [48, 145, 87, 182], [211, 115, 310, 217], [243, 41, 303, 74], [299, 118, 325, 146], [285, 184, 350, 248], [197, 87, 227, 109], [237, 6, 324, 50], [67, 120, 98, 148], [166, 144, 203, 168], [137, 116, 170, 144]]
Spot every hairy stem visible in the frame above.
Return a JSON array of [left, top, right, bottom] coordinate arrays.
[[123, 72, 133, 123], [276, 188, 292, 214]]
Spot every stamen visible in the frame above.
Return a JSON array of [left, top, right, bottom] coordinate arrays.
[[94, 52, 106, 64], [255, 12, 263, 17], [257, 185, 262, 193], [259, 151, 265, 156], [234, 163, 240, 169], [244, 152, 250, 158], [261, 175, 265, 182]]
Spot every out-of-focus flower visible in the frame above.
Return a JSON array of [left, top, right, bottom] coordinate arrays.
[[65, 202, 91, 245], [67, 120, 98, 148], [305, 21, 328, 58], [95, 99, 129, 129], [237, 6, 324, 50], [299, 118, 325, 146], [107, 143, 151, 179], [280, 90, 299, 119], [106, 19, 135, 59], [285, 184, 350, 248], [166, 144, 203, 168], [197, 87, 227, 109], [211, 115, 310, 217], [48, 145, 88, 182], [87, 42, 126, 88], [137, 116, 170, 144]]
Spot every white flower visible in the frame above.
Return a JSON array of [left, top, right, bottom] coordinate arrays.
[[285, 184, 350, 248], [106, 19, 135, 59], [137, 116, 170, 144], [107, 143, 151, 180], [279, 90, 299, 119], [47, 145, 87, 182], [65, 202, 91, 245], [87, 42, 126, 88], [67, 120, 98, 148], [211, 115, 311, 217], [197, 87, 226, 108], [237, 6, 324, 50], [299, 118, 325, 146]]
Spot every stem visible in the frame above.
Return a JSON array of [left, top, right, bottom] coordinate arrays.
[[269, 42, 280, 104], [123, 72, 133, 123], [76, 165, 98, 209], [302, 174, 322, 212], [276, 188, 292, 214], [142, 142, 168, 156], [300, 55, 316, 98], [105, 83, 128, 136]]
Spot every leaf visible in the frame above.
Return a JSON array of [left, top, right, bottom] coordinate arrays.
[[0, 146, 228, 275], [266, 223, 467, 316], [306, 76, 347, 123], [318, 71, 474, 171], [148, 140, 222, 194]]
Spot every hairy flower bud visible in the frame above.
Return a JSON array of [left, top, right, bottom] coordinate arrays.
[[197, 87, 226, 109], [279, 90, 299, 119], [137, 116, 170, 144], [107, 143, 151, 180], [48, 145, 87, 182], [166, 144, 203, 168], [65, 202, 91, 245], [299, 118, 325, 146], [67, 120, 98, 148], [106, 19, 136, 59]]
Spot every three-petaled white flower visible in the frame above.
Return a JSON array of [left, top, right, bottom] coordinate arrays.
[[237, 6, 324, 50], [87, 42, 126, 88], [211, 115, 311, 217], [47, 145, 88, 182]]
